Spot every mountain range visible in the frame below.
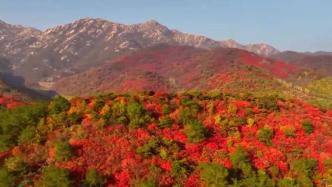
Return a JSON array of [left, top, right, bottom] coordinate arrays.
[[0, 18, 279, 86], [0, 18, 331, 103]]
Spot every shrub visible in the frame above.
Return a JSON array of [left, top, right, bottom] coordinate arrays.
[[18, 125, 36, 144], [38, 166, 72, 187], [187, 102, 202, 114], [256, 95, 280, 111], [67, 112, 84, 125], [229, 148, 275, 186], [162, 104, 172, 115], [0, 134, 14, 152], [55, 140, 73, 161], [207, 90, 223, 99], [110, 101, 127, 124], [230, 147, 249, 168], [158, 116, 173, 128], [127, 102, 144, 119], [0, 105, 5, 111], [84, 168, 105, 187], [184, 119, 209, 143], [199, 163, 229, 187], [179, 102, 201, 124], [171, 160, 190, 179], [180, 97, 192, 106], [4, 156, 27, 173], [0, 168, 13, 187], [302, 119, 314, 134], [290, 159, 317, 187], [290, 158, 317, 177], [48, 96, 70, 115], [283, 127, 296, 138], [50, 112, 70, 128], [17, 179, 31, 187], [257, 127, 274, 145], [136, 138, 159, 157], [179, 107, 195, 124], [129, 118, 147, 129], [100, 105, 111, 122], [228, 117, 246, 127], [247, 118, 255, 127], [268, 165, 280, 178], [93, 96, 105, 112], [278, 178, 298, 187], [227, 103, 238, 114], [127, 102, 150, 129], [256, 170, 274, 187], [133, 179, 157, 187], [159, 148, 168, 159], [214, 115, 223, 125], [207, 102, 215, 114], [116, 116, 128, 125], [111, 101, 126, 118]]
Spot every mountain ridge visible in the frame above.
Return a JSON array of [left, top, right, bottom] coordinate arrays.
[[0, 17, 281, 88]]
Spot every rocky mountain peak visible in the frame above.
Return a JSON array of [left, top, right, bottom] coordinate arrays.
[[220, 39, 243, 49], [143, 19, 162, 26], [219, 39, 279, 56], [138, 19, 169, 31], [246, 43, 279, 56], [74, 17, 111, 25]]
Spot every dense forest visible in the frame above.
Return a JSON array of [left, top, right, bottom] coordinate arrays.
[[0, 91, 331, 186]]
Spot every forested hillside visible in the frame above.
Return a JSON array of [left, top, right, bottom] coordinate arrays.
[[0, 92, 331, 186]]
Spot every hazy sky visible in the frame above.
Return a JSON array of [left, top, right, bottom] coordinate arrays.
[[0, 0, 331, 52]]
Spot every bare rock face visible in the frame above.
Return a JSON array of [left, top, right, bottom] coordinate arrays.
[[245, 43, 279, 57], [0, 21, 41, 62], [0, 18, 279, 88]]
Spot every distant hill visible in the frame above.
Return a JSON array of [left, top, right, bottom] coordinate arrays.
[[271, 51, 332, 76]]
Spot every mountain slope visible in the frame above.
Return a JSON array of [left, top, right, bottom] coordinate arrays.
[[0, 20, 41, 64], [271, 51, 332, 76], [52, 45, 295, 96]]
